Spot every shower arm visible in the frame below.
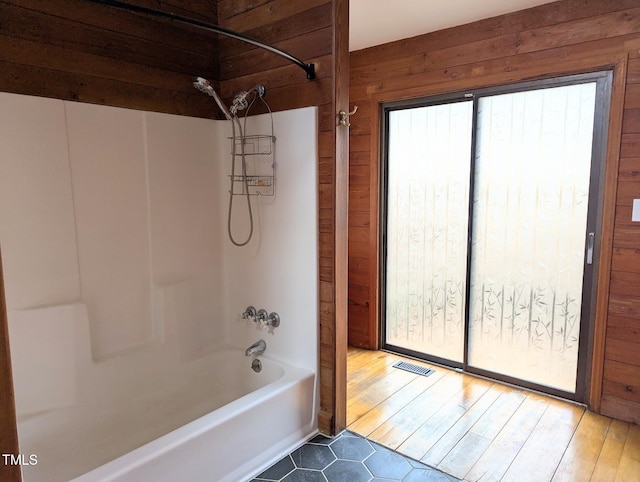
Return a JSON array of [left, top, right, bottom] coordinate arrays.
[[87, 0, 316, 80]]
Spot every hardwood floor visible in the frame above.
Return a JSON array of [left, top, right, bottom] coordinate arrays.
[[347, 347, 640, 482]]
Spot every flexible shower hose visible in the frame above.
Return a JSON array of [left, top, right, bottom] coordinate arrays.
[[227, 117, 254, 247]]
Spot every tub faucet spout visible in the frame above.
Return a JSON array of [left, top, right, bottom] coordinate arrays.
[[245, 339, 266, 357]]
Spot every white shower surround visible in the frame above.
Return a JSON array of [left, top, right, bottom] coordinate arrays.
[[0, 92, 318, 481], [214, 108, 320, 373]]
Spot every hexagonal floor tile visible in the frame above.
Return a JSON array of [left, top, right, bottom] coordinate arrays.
[[364, 450, 412, 479], [323, 460, 371, 482], [330, 435, 374, 461], [255, 430, 461, 482], [281, 468, 327, 482], [254, 454, 295, 480], [291, 443, 336, 470]]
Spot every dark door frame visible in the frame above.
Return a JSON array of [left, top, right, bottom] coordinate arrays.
[[379, 71, 613, 403]]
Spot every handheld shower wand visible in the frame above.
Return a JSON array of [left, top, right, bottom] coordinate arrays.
[[192, 77, 233, 121], [193, 77, 270, 247]]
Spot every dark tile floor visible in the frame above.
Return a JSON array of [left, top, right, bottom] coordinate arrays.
[[250, 430, 460, 482]]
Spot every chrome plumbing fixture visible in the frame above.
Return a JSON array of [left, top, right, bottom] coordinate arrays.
[[267, 312, 280, 327], [230, 85, 266, 116], [245, 339, 266, 357], [193, 77, 273, 247], [251, 359, 262, 373], [255, 309, 268, 323], [242, 306, 257, 320], [255, 309, 280, 327], [243, 307, 280, 327], [193, 77, 233, 120]]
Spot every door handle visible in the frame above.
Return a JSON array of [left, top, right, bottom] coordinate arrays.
[[586, 232, 595, 265]]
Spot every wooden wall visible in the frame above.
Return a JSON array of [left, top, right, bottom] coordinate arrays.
[[217, 0, 349, 435], [0, 0, 348, 464], [348, 0, 640, 424], [0, 0, 219, 117]]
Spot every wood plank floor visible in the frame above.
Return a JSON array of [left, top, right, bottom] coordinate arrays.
[[347, 346, 640, 482]]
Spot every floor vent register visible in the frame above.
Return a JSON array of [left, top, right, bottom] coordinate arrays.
[[392, 361, 434, 377]]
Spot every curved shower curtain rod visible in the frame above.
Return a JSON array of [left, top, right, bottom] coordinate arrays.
[[88, 0, 316, 80]]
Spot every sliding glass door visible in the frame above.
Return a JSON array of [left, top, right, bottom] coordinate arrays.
[[468, 83, 599, 393], [382, 73, 611, 400], [384, 100, 472, 364]]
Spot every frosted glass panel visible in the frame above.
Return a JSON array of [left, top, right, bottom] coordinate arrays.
[[385, 102, 473, 362], [468, 83, 597, 392]]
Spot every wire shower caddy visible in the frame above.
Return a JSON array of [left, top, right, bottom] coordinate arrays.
[[229, 116, 275, 197]]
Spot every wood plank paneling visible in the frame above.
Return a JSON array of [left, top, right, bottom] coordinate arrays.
[[612, 247, 640, 277], [617, 157, 640, 180], [608, 292, 640, 318], [622, 109, 640, 133], [605, 338, 640, 367], [348, 0, 640, 423], [220, 27, 333, 81], [0, 59, 216, 118], [218, 2, 332, 58], [515, 7, 640, 54], [601, 396, 640, 425], [603, 380, 640, 405], [607, 314, 640, 341], [219, 0, 327, 32], [610, 271, 640, 296], [0, 0, 219, 116], [613, 225, 640, 248], [628, 57, 640, 83], [0, 0, 218, 67], [125, 0, 218, 21], [0, 33, 204, 95], [605, 359, 640, 384], [616, 180, 640, 206], [351, 37, 639, 104]]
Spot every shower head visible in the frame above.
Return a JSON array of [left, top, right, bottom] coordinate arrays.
[[230, 85, 266, 116], [193, 77, 233, 120]]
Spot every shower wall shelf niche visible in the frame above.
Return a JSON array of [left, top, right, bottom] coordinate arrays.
[[229, 134, 276, 197]]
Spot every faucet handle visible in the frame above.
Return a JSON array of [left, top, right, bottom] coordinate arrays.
[[256, 309, 268, 322], [242, 306, 257, 320], [267, 312, 280, 327]]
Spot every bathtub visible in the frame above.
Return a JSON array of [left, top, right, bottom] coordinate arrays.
[[19, 348, 316, 482], [74, 350, 316, 482]]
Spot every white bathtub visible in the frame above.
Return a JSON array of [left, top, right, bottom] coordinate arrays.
[[72, 350, 316, 482], [18, 348, 316, 482]]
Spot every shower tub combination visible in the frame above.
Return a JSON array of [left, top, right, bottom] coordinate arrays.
[[3, 1, 323, 478], [3, 79, 319, 480], [73, 350, 316, 482], [16, 346, 316, 482]]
